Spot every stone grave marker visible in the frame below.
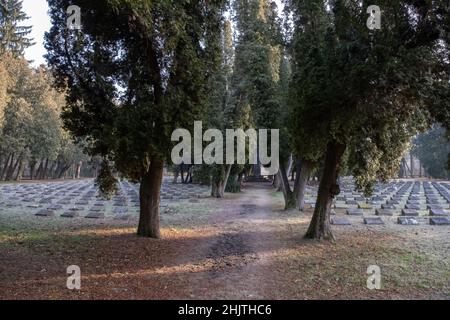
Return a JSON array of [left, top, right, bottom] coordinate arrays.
[[430, 217, 450, 226], [331, 217, 351, 225], [364, 217, 385, 225]]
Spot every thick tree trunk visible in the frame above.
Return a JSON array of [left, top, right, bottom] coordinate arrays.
[[211, 165, 232, 198], [138, 159, 164, 238], [294, 159, 314, 211], [305, 142, 346, 241]]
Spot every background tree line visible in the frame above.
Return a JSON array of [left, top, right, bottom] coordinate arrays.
[[0, 0, 98, 181], [41, 0, 450, 240]]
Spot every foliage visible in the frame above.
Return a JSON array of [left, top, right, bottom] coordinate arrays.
[[412, 126, 450, 179], [288, 0, 450, 195], [45, 0, 227, 195], [0, 0, 34, 56]]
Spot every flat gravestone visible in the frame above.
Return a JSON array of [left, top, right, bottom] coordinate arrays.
[[35, 209, 55, 217], [376, 209, 395, 216], [47, 205, 63, 210], [430, 209, 448, 216], [69, 206, 84, 212], [364, 217, 385, 225], [427, 204, 446, 210], [331, 217, 351, 225], [114, 214, 132, 221], [347, 208, 364, 216], [405, 204, 421, 210], [402, 209, 420, 217], [382, 204, 396, 210], [430, 217, 450, 226], [398, 217, 419, 225], [358, 203, 372, 209], [61, 211, 80, 218], [85, 212, 105, 219]]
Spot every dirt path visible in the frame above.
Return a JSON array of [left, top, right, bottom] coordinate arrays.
[[173, 182, 280, 299]]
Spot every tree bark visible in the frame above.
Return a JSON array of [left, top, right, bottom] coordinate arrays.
[[29, 159, 37, 180], [273, 173, 282, 191], [1, 153, 12, 180], [14, 157, 24, 181], [279, 162, 296, 210], [75, 161, 82, 179], [5, 154, 18, 181], [305, 142, 346, 241], [211, 164, 232, 198], [35, 160, 43, 180], [294, 159, 314, 211], [138, 159, 164, 238], [40, 158, 49, 180]]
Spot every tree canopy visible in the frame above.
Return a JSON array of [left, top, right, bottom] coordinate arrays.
[[0, 0, 34, 56], [45, 0, 227, 237], [287, 0, 450, 240]]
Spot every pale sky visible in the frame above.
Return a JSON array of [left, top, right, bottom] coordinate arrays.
[[23, 0, 284, 67], [23, 0, 51, 67]]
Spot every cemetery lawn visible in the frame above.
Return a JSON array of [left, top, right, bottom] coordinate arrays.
[[0, 184, 449, 300]]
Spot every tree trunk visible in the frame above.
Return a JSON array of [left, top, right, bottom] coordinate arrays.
[[1, 153, 12, 180], [29, 159, 37, 180], [294, 159, 314, 211], [273, 173, 282, 191], [40, 158, 49, 180], [14, 157, 24, 181], [59, 164, 71, 179], [47, 161, 56, 179], [279, 162, 295, 210], [35, 160, 44, 180], [305, 142, 346, 241], [138, 159, 164, 238], [5, 154, 18, 181], [211, 164, 232, 198], [75, 161, 82, 179]]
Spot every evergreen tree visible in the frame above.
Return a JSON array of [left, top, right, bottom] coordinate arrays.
[[45, 0, 227, 238], [412, 126, 450, 179], [229, 0, 283, 192], [0, 0, 34, 56], [288, 0, 450, 240], [208, 20, 235, 198]]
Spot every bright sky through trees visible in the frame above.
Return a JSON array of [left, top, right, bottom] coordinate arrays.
[[22, 0, 283, 67]]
